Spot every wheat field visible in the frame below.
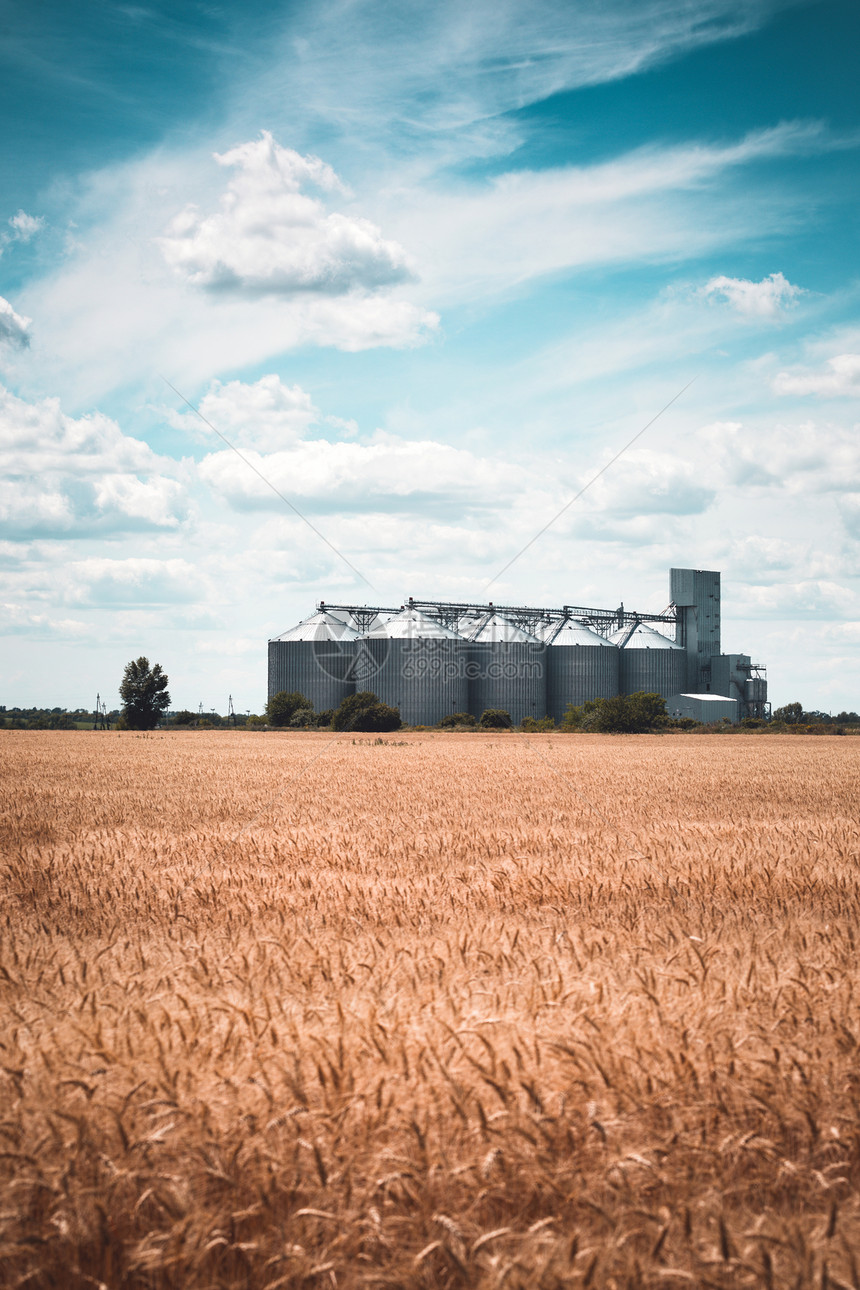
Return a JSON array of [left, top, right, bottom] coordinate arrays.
[[1, 730, 859, 1288]]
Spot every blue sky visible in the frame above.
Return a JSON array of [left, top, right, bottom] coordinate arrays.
[[1, 0, 859, 713]]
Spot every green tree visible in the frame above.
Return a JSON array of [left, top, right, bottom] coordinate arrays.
[[332, 691, 401, 732], [772, 701, 805, 724], [266, 691, 313, 727], [119, 657, 171, 730]]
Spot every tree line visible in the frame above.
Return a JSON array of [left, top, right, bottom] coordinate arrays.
[[4, 655, 858, 733]]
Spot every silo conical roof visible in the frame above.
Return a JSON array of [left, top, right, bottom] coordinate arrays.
[[469, 612, 541, 644], [271, 610, 359, 643], [608, 621, 682, 650], [366, 606, 464, 639], [457, 610, 485, 635], [547, 618, 616, 647], [532, 618, 562, 641]]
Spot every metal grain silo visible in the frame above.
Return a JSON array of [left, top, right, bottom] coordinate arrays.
[[608, 621, 686, 698], [467, 613, 546, 725], [545, 618, 620, 723], [268, 611, 358, 711], [355, 607, 467, 725]]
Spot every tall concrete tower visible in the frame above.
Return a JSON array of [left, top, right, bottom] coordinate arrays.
[[670, 568, 720, 691]]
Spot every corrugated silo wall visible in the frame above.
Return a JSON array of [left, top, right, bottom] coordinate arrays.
[[267, 640, 355, 711], [547, 646, 620, 724], [467, 642, 547, 724], [359, 638, 468, 725], [746, 677, 767, 704], [619, 648, 686, 698]]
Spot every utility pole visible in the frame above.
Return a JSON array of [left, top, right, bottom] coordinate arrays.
[[228, 694, 236, 726]]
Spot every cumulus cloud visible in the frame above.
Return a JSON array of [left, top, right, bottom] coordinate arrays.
[[160, 132, 416, 296], [198, 433, 528, 515], [0, 296, 31, 348], [8, 210, 43, 242], [701, 271, 803, 317], [189, 378, 721, 538], [0, 384, 186, 538], [0, 603, 88, 638], [773, 353, 860, 397], [839, 495, 860, 540], [731, 579, 859, 620], [699, 418, 860, 494], [59, 557, 202, 607], [194, 374, 319, 451], [579, 449, 715, 519]]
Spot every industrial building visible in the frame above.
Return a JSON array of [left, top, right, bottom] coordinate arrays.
[[268, 567, 768, 725]]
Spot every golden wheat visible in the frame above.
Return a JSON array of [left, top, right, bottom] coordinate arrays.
[[1, 729, 859, 1288]]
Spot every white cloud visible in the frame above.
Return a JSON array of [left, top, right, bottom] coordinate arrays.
[[0, 296, 31, 348], [8, 211, 44, 242], [160, 132, 416, 296], [731, 579, 860, 620], [173, 374, 320, 451], [0, 383, 187, 537], [385, 124, 823, 305], [839, 495, 860, 540], [261, 0, 792, 170], [58, 557, 203, 607], [701, 271, 803, 317], [4, 555, 207, 610], [576, 449, 715, 519], [198, 432, 528, 514], [698, 418, 860, 495], [191, 380, 719, 540], [17, 149, 437, 404], [0, 603, 88, 638], [773, 353, 860, 397]]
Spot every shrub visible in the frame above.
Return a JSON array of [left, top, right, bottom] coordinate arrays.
[[170, 711, 196, 727], [359, 703, 402, 732], [562, 692, 667, 733], [333, 691, 401, 733], [480, 709, 512, 729], [266, 691, 313, 727], [289, 708, 316, 728], [437, 712, 477, 729], [519, 716, 554, 732]]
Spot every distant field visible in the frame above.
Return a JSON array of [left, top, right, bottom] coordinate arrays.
[[1, 730, 859, 1289]]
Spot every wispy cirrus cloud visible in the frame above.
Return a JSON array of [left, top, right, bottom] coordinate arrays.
[[255, 0, 796, 168], [384, 123, 829, 304]]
